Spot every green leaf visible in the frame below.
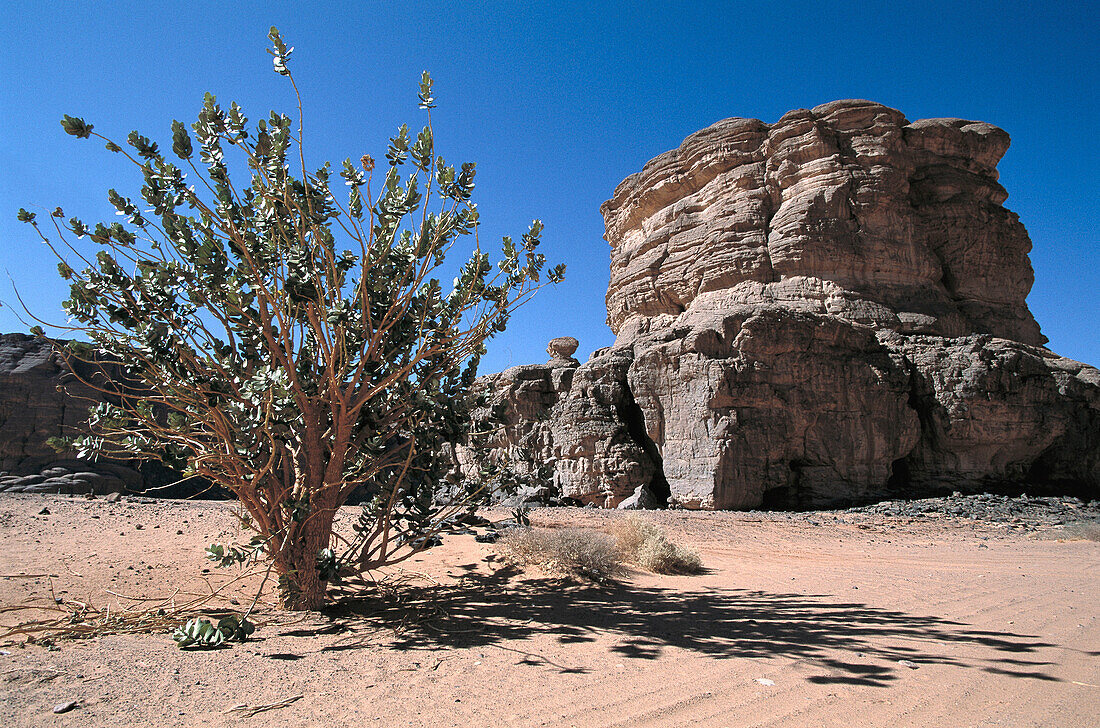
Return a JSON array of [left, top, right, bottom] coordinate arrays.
[[16, 208, 36, 223], [217, 615, 255, 642], [172, 617, 233, 649], [411, 126, 433, 170], [418, 71, 436, 110], [127, 131, 160, 160], [386, 124, 410, 166], [267, 26, 293, 76], [171, 120, 193, 159], [60, 114, 93, 139]]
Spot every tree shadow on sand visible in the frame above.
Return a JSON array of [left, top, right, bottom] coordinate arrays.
[[320, 562, 1061, 687]]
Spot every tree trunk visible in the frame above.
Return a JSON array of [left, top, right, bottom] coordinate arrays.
[[275, 505, 336, 611]]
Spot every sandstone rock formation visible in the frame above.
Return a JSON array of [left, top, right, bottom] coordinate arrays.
[[463, 100, 1100, 509], [546, 336, 581, 367], [0, 333, 208, 497], [4, 101, 1096, 510]]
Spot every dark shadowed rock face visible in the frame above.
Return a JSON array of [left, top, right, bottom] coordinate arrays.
[[0, 334, 212, 497], [0, 334, 124, 493], [460, 350, 661, 508], [462, 101, 1099, 509]]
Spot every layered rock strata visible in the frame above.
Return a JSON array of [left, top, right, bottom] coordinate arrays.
[[0, 334, 204, 497], [464, 100, 1099, 509]]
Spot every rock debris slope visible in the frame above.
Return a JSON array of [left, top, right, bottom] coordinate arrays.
[[468, 100, 1099, 509]]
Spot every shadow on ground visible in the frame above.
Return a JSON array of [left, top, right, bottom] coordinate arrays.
[[317, 563, 1059, 687]]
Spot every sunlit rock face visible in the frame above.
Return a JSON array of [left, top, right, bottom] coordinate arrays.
[[461, 347, 660, 508], [466, 100, 1100, 509], [602, 100, 1042, 345]]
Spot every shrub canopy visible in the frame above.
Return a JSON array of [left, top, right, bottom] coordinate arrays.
[[19, 27, 563, 609]]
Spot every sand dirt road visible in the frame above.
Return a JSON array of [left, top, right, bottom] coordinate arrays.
[[1, 495, 1097, 727]]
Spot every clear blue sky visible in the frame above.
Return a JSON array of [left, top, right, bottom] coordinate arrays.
[[2, 0, 1097, 372]]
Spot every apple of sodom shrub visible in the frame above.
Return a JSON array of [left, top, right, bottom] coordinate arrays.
[[18, 28, 563, 610]]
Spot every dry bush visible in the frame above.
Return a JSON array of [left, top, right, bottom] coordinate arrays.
[[497, 528, 624, 582], [1043, 522, 1100, 542], [611, 517, 704, 575]]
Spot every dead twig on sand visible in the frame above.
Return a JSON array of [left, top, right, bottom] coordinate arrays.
[[0, 573, 60, 579], [0, 565, 273, 645], [224, 694, 303, 717]]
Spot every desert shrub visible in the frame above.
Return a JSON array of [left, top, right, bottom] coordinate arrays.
[[18, 27, 563, 610], [497, 528, 624, 582], [610, 515, 656, 556], [172, 616, 255, 650], [611, 517, 704, 575], [1040, 522, 1100, 542]]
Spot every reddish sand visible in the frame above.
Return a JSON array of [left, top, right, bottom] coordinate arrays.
[[1, 494, 1097, 727]]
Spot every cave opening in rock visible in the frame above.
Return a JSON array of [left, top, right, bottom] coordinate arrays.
[[760, 484, 795, 510], [1021, 446, 1095, 500], [615, 380, 670, 508], [760, 460, 813, 510], [887, 457, 912, 493]]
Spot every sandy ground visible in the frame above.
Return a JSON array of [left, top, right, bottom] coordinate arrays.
[[0, 494, 1097, 728]]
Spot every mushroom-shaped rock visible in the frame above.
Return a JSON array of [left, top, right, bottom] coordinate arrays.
[[546, 337, 580, 367]]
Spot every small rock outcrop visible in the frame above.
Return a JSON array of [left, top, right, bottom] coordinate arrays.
[[462, 101, 1100, 509], [546, 336, 580, 367], [463, 346, 661, 508]]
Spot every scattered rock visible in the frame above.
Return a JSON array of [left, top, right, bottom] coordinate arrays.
[[407, 535, 443, 550], [52, 700, 79, 714], [840, 493, 1100, 530]]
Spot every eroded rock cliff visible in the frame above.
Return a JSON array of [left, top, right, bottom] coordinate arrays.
[[465, 100, 1099, 509], [0, 333, 208, 497]]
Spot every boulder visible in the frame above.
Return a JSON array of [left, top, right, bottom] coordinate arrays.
[[546, 336, 580, 367]]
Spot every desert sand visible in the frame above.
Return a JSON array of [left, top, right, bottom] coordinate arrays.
[[1, 494, 1097, 727]]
